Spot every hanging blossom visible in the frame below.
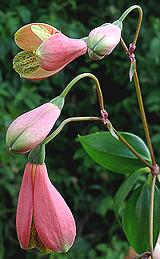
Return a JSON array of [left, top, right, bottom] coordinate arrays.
[[16, 162, 76, 253], [13, 23, 87, 79], [6, 96, 64, 153]]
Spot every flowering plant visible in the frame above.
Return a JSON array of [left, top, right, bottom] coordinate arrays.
[[6, 4, 160, 259]]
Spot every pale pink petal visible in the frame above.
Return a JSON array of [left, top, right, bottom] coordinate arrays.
[[153, 234, 160, 259], [34, 164, 76, 252], [15, 23, 58, 51], [16, 163, 34, 249], [36, 33, 87, 71], [6, 103, 61, 152], [88, 24, 121, 60]]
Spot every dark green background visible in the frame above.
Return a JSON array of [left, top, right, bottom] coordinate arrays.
[[0, 0, 159, 258]]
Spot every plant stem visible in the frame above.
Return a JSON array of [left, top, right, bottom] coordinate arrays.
[[60, 73, 105, 110], [120, 38, 156, 166], [42, 116, 101, 145], [133, 70, 156, 165], [118, 5, 143, 45], [110, 126, 152, 169], [149, 174, 157, 256]]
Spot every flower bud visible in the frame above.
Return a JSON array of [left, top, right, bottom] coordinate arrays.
[[87, 23, 121, 60], [6, 101, 62, 153]]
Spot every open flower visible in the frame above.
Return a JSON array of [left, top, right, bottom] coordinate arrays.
[[16, 163, 76, 253], [87, 23, 121, 60], [13, 23, 87, 79], [6, 101, 62, 153]]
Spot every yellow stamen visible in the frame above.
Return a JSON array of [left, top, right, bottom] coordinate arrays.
[[29, 221, 52, 254], [13, 51, 39, 77]]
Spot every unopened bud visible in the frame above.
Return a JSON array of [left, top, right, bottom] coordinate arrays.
[[87, 23, 121, 60], [6, 99, 63, 153]]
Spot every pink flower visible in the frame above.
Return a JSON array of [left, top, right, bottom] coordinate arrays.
[[87, 24, 121, 60], [6, 102, 61, 153], [153, 234, 160, 259], [13, 23, 87, 80], [16, 163, 76, 253]]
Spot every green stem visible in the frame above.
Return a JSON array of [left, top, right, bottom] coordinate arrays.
[[120, 38, 156, 166], [118, 5, 143, 45], [149, 174, 157, 256], [133, 70, 156, 166], [110, 126, 152, 169], [60, 73, 105, 110], [42, 116, 101, 145]]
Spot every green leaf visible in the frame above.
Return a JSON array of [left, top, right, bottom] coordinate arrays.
[[122, 183, 160, 254], [78, 131, 151, 174], [114, 168, 150, 218]]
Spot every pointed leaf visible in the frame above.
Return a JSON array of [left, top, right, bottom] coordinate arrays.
[[122, 183, 160, 254], [114, 168, 150, 218], [79, 132, 151, 174]]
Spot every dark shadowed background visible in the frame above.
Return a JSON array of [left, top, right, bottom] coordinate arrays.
[[0, 0, 160, 258]]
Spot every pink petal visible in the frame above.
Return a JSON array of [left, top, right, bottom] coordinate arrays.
[[16, 163, 34, 249], [36, 33, 87, 71], [153, 234, 160, 259], [15, 23, 58, 51], [6, 103, 61, 152], [34, 164, 76, 252], [88, 24, 121, 60]]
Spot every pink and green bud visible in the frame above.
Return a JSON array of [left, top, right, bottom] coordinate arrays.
[[87, 23, 121, 60], [16, 163, 76, 253], [6, 99, 63, 153], [13, 23, 87, 80]]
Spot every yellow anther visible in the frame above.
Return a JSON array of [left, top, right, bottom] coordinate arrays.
[[13, 51, 39, 77]]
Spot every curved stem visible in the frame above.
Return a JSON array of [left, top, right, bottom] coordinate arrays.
[[120, 37, 128, 53], [118, 5, 143, 45], [42, 116, 101, 145], [60, 73, 105, 110], [149, 174, 157, 256], [109, 125, 152, 169]]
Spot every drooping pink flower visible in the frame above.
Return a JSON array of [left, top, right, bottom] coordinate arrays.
[[13, 23, 87, 80], [87, 23, 121, 60], [6, 102, 61, 153], [16, 163, 76, 253]]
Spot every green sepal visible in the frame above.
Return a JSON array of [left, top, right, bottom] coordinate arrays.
[[28, 144, 45, 164], [113, 20, 123, 30], [50, 95, 65, 110]]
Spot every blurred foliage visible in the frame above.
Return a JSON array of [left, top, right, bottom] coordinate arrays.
[[0, 0, 160, 258]]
